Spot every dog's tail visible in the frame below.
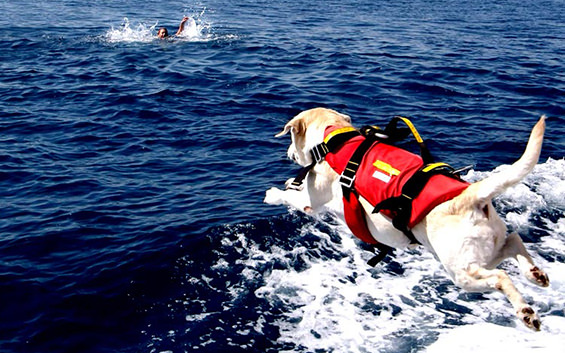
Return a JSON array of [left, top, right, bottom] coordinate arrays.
[[453, 116, 546, 210]]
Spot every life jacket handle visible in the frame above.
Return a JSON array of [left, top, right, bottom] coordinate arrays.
[[385, 116, 434, 165]]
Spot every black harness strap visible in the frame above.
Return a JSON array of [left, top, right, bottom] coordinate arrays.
[[339, 131, 379, 200], [367, 243, 394, 267], [288, 163, 316, 190], [339, 125, 391, 196]]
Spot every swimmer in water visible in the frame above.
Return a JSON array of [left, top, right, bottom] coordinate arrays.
[[157, 16, 190, 38]]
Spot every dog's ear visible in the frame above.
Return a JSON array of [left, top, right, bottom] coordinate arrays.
[[275, 124, 292, 137], [275, 118, 305, 138]]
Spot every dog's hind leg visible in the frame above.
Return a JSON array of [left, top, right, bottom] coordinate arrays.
[[489, 232, 549, 287], [454, 264, 541, 331]]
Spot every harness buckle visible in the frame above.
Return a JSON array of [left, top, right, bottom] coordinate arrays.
[[340, 161, 358, 189], [310, 143, 329, 163], [340, 173, 356, 189], [361, 125, 389, 140]]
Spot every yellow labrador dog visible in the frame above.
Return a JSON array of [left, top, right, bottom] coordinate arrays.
[[264, 107, 549, 330]]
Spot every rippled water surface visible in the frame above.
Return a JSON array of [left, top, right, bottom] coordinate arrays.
[[1, 0, 564, 352]]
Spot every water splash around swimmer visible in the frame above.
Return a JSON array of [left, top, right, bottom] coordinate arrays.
[[105, 18, 157, 43], [105, 15, 212, 43], [176, 16, 211, 41]]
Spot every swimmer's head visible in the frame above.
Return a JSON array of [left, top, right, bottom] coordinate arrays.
[[157, 27, 168, 38]]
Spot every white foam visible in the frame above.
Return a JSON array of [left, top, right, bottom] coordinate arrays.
[[426, 316, 565, 353], [527, 158, 565, 209], [251, 158, 565, 352], [254, 227, 450, 352]]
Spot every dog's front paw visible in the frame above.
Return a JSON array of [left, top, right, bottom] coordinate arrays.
[[264, 187, 284, 205]]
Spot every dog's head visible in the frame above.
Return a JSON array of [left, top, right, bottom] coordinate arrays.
[[275, 108, 352, 166]]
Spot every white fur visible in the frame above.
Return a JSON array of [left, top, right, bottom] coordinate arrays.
[[265, 107, 549, 330]]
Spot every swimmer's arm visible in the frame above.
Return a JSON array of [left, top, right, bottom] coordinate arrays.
[[176, 17, 189, 35]]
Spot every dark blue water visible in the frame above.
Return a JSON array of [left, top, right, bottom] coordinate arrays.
[[1, 1, 564, 352]]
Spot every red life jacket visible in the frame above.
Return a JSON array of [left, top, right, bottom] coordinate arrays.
[[323, 126, 469, 244]]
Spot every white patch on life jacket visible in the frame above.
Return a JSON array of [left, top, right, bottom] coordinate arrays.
[[372, 170, 392, 183]]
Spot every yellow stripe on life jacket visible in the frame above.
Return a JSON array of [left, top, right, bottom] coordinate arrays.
[[324, 126, 357, 144]]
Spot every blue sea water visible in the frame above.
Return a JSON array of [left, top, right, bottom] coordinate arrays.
[[1, 0, 564, 352]]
